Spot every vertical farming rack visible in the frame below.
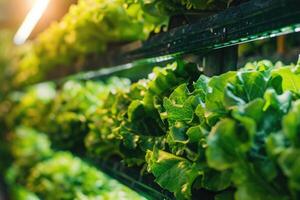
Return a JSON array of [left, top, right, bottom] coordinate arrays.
[[62, 0, 300, 199]]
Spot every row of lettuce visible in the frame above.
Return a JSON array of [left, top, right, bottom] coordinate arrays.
[[3, 58, 300, 200], [4, 127, 146, 200], [17, 0, 235, 87]]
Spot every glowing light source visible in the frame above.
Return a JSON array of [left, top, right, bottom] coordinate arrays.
[[14, 0, 50, 45]]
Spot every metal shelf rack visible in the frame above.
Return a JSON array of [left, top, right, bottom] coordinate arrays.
[[65, 0, 300, 82], [126, 0, 300, 61]]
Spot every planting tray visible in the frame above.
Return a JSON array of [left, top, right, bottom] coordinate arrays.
[[81, 156, 217, 200], [125, 0, 300, 61], [63, 0, 300, 82]]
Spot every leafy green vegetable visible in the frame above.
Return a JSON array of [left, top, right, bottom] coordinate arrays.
[[26, 151, 147, 200], [6, 127, 53, 186], [8, 185, 40, 200], [7, 59, 300, 200], [271, 65, 300, 93], [6, 127, 146, 200], [85, 82, 133, 158], [146, 149, 201, 200], [19, 0, 166, 85], [131, 0, 234, 17], [46, 77, 130, 150], [6, 83, 56, 130], [26, 152, 104, 199]]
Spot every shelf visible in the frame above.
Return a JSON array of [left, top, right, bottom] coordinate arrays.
[[81, 156, 217, 200], [125, 0, 300, 60], [59, 0, 300, 82], [91, 158, 175, 200], [62, 54, 176, 82]]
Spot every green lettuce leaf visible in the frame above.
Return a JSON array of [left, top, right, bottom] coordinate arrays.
[[146, 149, 201, 200]]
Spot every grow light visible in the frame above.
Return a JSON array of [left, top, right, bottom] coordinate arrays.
[[14, 0, 50, 45]]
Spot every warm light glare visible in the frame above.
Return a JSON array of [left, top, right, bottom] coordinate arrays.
[[26, 0, 36, 7], [14, 0, 50, 45]]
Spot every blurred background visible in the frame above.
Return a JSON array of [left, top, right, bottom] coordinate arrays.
[[0, 0, 76, 38]]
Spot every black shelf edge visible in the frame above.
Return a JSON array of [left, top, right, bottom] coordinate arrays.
[[125, 0, 300, 60], [62, 54, 177, 83], [79, 156, 175, 200], [49, 0, 300, 84], [80, 156, 217, 200], [30, 0, 300, 86]]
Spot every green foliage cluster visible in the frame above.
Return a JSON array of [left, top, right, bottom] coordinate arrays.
[[142, 59, 300, 200], [19, 0, 165, 84], [0, 30, 33, 176], [0, 31, 22, 97], [45, 78, 130, 149], [17, 0, 237, 86], [0, 30, 43, 93], [6, 77, 130, 150], [85, 61, 198, 165], [7, 59, 300, 199], [5, 127, 146, 200], [129, 0, 234, 17]]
